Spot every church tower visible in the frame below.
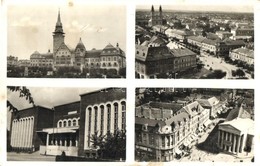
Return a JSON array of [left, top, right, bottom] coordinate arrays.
[[53, 9, 65, 54], [159, 5, 162, 19]]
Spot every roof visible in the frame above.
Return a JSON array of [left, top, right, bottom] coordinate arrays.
[[75, 38, 86, 50], [202, 38, 218, 46], [85, 49, 102, 58], [223, 38, 245, 46], [187, 36, 206, 43], [100, 43, 124, 56], [170, 47, 196, 57], [197, 96, 219, 107], [226, 105, 251, 121], [231, 47, 254, 58], [180, 101, 204, 117], [219, 118, 254, 134], [135, 45, 173, 62]]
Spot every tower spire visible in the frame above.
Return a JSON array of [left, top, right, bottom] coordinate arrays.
[[54, 8, 63, 33], [151, 5, 154, 12]]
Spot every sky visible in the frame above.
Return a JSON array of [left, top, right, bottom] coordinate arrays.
[[7, 87, 101, 130], [7, 5, 126, 59]]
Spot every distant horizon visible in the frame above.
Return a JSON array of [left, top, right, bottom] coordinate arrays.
[[136, 5, 253, 14]]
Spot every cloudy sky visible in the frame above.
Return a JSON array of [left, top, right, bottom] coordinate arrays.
[[7, 5, 126, 59], [7, 87, 101, 130]]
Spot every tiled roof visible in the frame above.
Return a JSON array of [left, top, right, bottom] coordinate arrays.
[[170, 47, 196, 57], [85, 49, 102, 58], [135, 45, 173, 62], [226, 105, 251, 121]]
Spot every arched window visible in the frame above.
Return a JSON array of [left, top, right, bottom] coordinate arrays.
[[59, 121, 62, 128], [73, 119, 77, 126], [107, 104, 111, 132], [63, 121, 67, 127], [68, 120, 71, 127]]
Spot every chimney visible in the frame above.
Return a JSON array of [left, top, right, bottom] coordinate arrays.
[[116, 43, 119, 47]]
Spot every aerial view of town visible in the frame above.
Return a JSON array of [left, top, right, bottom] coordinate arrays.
[[7, 5, 126, 78], [135, 88, 254, 162], [135, 5, 254, 79]]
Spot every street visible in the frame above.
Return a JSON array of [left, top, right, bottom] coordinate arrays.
[[200, 54, 251, 79]]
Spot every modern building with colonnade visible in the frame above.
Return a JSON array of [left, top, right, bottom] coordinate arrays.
[[9, 88, 126, 158]]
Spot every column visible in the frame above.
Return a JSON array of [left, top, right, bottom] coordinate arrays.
[[110, 104, 115, 133], [239, 135, 244, 153], [225, 132, 229, 151], [10, 121, 15, 147], [217, 130, 221, 147], [97, 106, 101, 134], [84, 107, 89, 149], [118, 102, 122, 130], [27, 118, 32, 148], [46, 134, 49, 146], [18, 119, 22, 148], [60, 138, 62, 146], [21, 119, 26, 148], [228, 133, 232, 152], [221, 131, 224, 149], [13, 121, 17, 147], [103, 105, 107, 135], [24, 119, 28, 148], [236, 135, 241, 153], [232, 134, 237, 153], [30, 118, 35, 148], [69, 139, 72, 147]]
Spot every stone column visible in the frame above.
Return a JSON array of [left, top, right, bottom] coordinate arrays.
[[10, 121, 15, 147], [236, 135, 241, 154], [232, 134, 236, 153], [46, 134, 49, 147], [225, 132, 229, 151], [217, 130, 221, 147], [221, 131, 224, 149], [228, 133, 232, 152]]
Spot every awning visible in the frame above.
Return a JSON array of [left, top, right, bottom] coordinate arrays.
[[38, 127, 79, 134]]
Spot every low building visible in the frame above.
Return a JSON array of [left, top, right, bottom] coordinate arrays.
[[197, 96, 226, 118], [229, 47, 254, 65], [10, 106, 54, 152], [165, 28, 193, 42]]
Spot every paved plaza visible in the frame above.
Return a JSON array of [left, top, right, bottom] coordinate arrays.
[[7, 151, 56, 161]]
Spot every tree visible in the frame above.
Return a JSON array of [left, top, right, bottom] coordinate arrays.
[[7, 86, 35, 113], [89, 131, 105, 149], [236, 69, 245, 78], [90, 130, 126, 160]]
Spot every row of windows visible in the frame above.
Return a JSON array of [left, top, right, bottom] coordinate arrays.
[[102, 56, 118, 61], [57, 118, 80, 128]]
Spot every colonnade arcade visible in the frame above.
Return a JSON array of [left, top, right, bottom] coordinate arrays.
[[10, 116, 34, 151]]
